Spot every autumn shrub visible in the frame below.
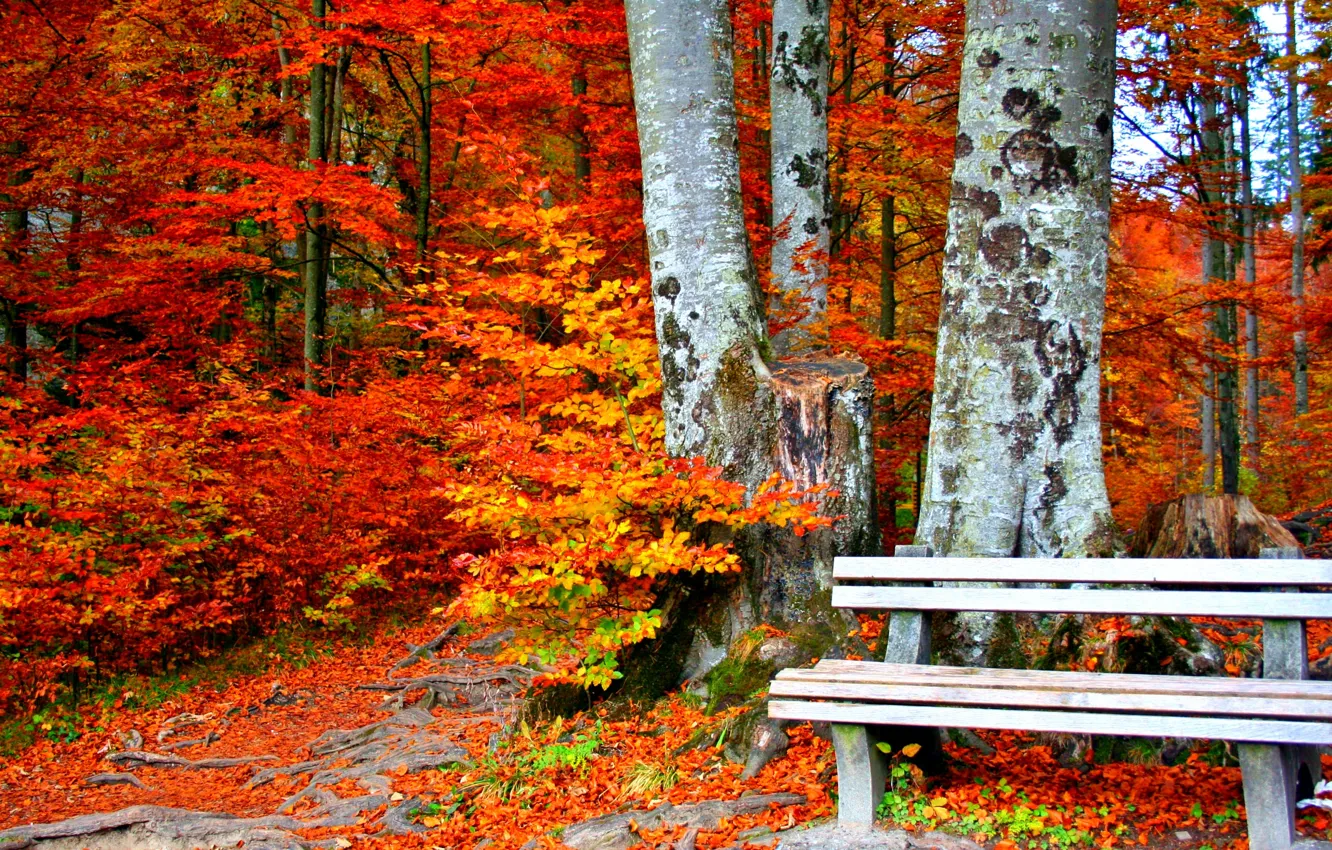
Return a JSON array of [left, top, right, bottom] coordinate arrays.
[[0, 193, 826, 718]]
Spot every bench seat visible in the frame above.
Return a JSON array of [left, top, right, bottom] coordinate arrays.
[[771, 659, 1332, 744], [766, 546, 1330, 850]]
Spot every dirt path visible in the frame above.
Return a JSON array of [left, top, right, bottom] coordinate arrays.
[[0, 623, 532, 849], [0, 623, 828, 850]]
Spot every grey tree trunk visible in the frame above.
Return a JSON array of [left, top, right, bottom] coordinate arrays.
[[624, 0, 876, 643], [1286, 0, 1309, 415], [304, 0, 329, 393], [769, 0, 831, 355], [1238, 69, 1260, 470], [917, 0, 1117, 568]]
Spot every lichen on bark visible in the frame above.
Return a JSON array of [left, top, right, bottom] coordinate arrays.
[[917, 1, 1119, 662], [919, 0, 1117, 562], [769, 0, 831, 355]]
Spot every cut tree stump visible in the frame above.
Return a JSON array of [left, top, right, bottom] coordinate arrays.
[[1129, 494, 1300, 559]]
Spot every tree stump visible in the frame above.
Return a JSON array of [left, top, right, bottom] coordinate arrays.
[[1128, 494, 1300, 559]]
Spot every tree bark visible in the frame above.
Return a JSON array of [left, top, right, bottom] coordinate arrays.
[[1129, 494, 1300, 559], [878, 23, 898, 342], [1238, 66, 1260, 472], [917, 0, 1117, 564], [304, 0, 330, 394], [769, 0, 831, 354], [1287, 0, 1308, 415], [572, 65, 591, 188], [1199, 91, 1238, 495], [624, 0, 877, 638], [416, 40, 433, 285], [1, 140, 30, 383]]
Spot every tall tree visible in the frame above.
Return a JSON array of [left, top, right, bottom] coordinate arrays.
[[304, 0, 330, 393], [417, 40, 433, 284], [1287, 0, 1310, 415], [1199, 89, 1239, 495], [769, 0, 831, 354], [917, 0, 1118, 573], [624, 0, 876, 640], [1, 141, 28, 382], [1238, 63, 1260, 472]]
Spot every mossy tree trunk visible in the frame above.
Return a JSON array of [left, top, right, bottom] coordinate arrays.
[[624, 0, 877, 672], [916, 0, 1118, 661]]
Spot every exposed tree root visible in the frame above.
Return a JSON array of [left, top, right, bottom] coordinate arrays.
[[386, 621, 461, 675], [104, 751, 278, 771], [83, 773, 150, 790]]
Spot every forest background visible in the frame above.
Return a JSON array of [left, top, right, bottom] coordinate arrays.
[[2, 0, 1332, 731]]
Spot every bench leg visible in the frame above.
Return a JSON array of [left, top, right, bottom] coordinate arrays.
[[1240, 743, 1297, 850], [831, 723, 887, 827]]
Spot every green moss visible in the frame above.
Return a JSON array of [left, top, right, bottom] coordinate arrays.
[[705, 650, 775, 716], [1035, 615, 1083, 671], [985, 612, 1029, 669]]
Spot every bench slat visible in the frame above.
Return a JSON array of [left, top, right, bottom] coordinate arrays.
[[834, 556, 1332, 586], [767, 700, 1332, 745], [779, 660, 1332, 699], [769, 679, 1332, 719], [832, 586, 1332, 618]]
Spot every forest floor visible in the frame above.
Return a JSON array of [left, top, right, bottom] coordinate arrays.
[[2, 614, 1331, 850]]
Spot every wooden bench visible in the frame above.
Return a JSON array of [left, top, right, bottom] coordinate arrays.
[[767, 545, 1332, 850]]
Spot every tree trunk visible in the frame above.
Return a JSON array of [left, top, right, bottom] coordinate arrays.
[[2, 140, 30, 383], [769, 0, 831, 354], [1238, 66, 1260, 472], [878, 23, 898, 342], [1129, 494, 1300, 559], [572, 65, 591, 188], [917, 0, 1117, 565], [304, 0, 329, 394], [416, 40, 433, 285], [1287, 0, 1309, 415], [1199, 91, 1238, 495], [1202, 353, 1216, 491], [624, 0, 877, 638]]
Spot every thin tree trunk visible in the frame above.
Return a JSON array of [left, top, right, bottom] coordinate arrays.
[[572, 65, 591, 188], [1238, 66, 1260, 470], [2, 141, 30, 383], [304, 0, 329, 393], [878, 22, 899, 548], [917, 0, 1117, 571], [769, 0, 831, 354], [879, 22, 898, 342], [416, 40, 432, 285], [829, 22, 853, 264], [275, 18, 305, 335], [328, 45, 350, 164], [1200, 91, 1238, 494], [1287, 0, 1308, 415], [1202, 350, 1216, 491]]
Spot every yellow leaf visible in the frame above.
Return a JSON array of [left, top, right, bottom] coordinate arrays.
[[901, 743, 922, 758]]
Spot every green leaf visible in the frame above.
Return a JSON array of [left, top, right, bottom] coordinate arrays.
[[876, 742, 893, 754]]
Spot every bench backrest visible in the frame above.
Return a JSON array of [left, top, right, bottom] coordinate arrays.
[[831, 555, 1332, 619]]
